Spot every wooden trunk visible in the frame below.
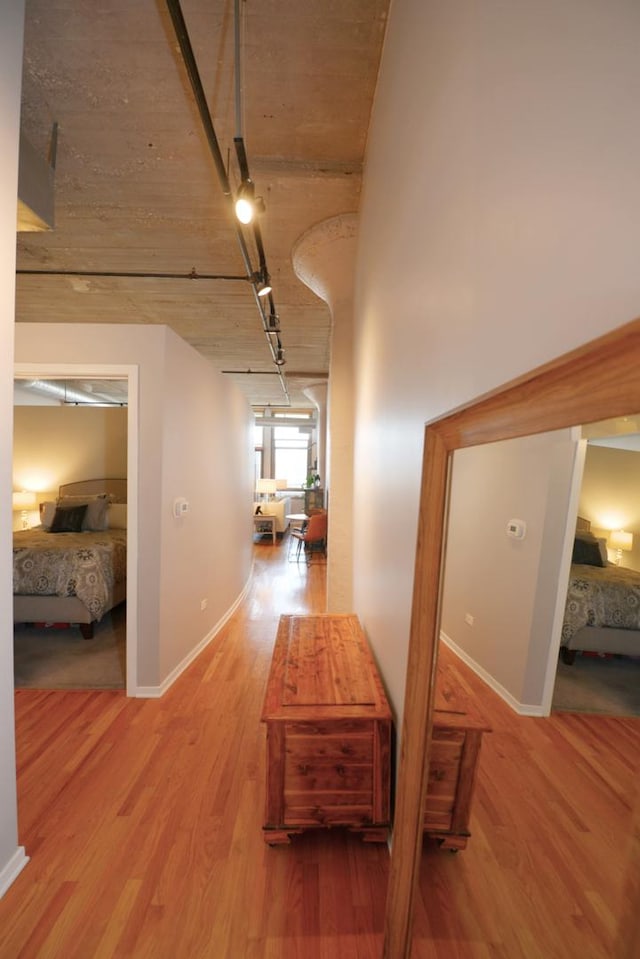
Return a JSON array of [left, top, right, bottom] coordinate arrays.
[[261, 614, 392, 844], [424, 656, 491, 851]]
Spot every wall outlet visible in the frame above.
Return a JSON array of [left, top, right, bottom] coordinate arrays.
[[464, 612, 474, 626], [200, 598, 208, 611]]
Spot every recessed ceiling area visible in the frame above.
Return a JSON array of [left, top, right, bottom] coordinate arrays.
[[15, 0, 390, 408]]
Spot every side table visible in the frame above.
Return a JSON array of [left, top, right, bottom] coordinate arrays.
[[253, 512, 276, 544]]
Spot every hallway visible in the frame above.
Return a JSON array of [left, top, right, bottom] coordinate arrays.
[[2, 537, 639, 957], [1, 538, 390, 959]]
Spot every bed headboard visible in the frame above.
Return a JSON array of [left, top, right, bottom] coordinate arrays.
[[576, 515, 591, 533], [58, 478, 127, 504]]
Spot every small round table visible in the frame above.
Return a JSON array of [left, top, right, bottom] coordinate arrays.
[[285, 513, 309, 524]]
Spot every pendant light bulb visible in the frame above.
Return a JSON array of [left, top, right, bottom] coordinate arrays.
[[235, 195, 254, 224], [235, 179, 256, 225]]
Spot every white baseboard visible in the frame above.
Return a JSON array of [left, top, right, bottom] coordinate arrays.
[[0, 846, 29, 899], [440, 631, 546, 717], [134, 572, 253, 698]]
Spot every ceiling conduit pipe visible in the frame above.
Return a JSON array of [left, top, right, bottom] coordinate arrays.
[[164, 0, 289, 403], [20, 380, 118, 406]]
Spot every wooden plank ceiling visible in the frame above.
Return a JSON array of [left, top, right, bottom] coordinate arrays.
[[16, 0, 389, 408]]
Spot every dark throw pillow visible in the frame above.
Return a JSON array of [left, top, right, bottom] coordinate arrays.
[[572, 532, 606, 567], [49, 504, 88, 533]]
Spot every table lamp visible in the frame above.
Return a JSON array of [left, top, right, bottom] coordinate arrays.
[[255, 478, 277, 501], [609, 529, 633, 565]]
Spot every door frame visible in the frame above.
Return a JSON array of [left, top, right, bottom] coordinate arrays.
[[13, 362, 138, 695]]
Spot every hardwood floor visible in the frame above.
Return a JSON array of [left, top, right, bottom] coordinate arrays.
[[2, 535, 639, 958], [412, 645, 640, 959]]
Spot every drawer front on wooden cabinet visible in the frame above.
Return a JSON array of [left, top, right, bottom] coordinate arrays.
[[284, 721, 374, 763], [285, 760, 374, 794]]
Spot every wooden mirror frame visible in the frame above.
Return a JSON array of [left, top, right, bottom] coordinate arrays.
[[382, 317, 640, 957]]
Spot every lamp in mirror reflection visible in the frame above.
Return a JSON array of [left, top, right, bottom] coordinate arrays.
[[608, 528, 633, 565], [12, 489, 36, 529]]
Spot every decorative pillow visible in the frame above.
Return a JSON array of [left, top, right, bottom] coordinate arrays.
[[49, 504, 88, 533], [57, 493, 110, 531], [107, 503, 127, 529], [572, 532, 606, 566]]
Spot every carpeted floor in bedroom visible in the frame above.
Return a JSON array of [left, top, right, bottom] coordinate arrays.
[[13, 602, 126, 690], [552, 651, 640, 716]]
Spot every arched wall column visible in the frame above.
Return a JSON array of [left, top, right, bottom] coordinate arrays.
[[293, 214, 358, 613], [302, 382, 328, 485]]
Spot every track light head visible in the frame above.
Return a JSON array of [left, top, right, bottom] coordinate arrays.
[[275, 347, 285, 366], [267, 312, 280, 334], [256, 271, 272, 297]]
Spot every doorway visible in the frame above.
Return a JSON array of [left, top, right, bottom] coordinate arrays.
[[13, 362, 138, 695]]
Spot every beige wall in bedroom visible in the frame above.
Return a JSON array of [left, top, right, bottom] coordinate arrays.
[[12, 406, 127, 530], [579, 444, 640, 572]]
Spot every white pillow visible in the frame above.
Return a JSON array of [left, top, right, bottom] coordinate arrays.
[[40, 501, 57, 530], [108, 503, 127, 529]]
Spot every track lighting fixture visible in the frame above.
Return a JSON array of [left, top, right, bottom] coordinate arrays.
[[166, 0, 289, 401], [256, 272, 272, 297]]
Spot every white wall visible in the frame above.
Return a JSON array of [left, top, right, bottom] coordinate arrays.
[[291, 214, 358, 613], [15, 323, 253, 688], [440, 431, 578, 708], [157, 329, 254, 678], [1, 0, 26, 898], [352, 0, 640, 729]]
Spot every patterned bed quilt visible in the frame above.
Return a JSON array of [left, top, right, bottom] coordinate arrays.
[[562, 562, 640, 645], [13, 528, 127, 621]]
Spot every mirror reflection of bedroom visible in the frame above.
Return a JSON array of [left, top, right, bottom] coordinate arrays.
[[439, 414, 640, 723], [12, 378, 128, 691], [555, 419, 640, 717]]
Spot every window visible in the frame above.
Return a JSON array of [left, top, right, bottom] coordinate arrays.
[[254, 425, 264, 485], [273, 426, 310, 488]]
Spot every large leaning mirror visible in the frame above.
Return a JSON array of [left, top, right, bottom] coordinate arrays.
[[382, 317, 640, 957]]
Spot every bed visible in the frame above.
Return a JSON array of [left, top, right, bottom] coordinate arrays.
[[560, 517, 640, 664], [13, 479, 127, 639]]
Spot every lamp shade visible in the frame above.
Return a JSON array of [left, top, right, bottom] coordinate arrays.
[[12, 490, 36, 511], [609, 529, 633, 552], [255, 478, 277, 495]]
